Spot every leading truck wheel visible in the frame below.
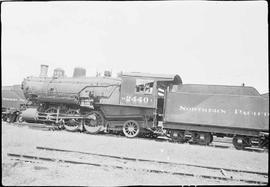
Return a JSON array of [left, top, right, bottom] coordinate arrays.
[[123, 120, 140, 138], [83, 111, 104, 134], [63, 109, 81, 132], [16, 114, 23, 123]]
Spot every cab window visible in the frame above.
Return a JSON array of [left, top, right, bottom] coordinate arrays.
[[135, 79, 154, 94]]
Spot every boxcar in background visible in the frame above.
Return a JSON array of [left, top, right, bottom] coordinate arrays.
[[2, 85, 26, 122]]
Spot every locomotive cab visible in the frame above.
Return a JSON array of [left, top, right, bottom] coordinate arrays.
[[119, 73, 182, 126]]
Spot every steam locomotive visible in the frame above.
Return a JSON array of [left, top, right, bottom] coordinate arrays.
[[21, 65, 181, 137], [21, 65, 268, 150]]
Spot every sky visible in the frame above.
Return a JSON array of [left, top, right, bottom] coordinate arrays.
[[1, 1, 268, 94]]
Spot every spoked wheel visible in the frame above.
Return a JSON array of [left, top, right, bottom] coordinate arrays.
[[63, 109, 81, 132], [44, 107, 58, 124], [170, 130, 185, 143], [209, 134, 214, 144], [192, 132, 213, 145], [83, 111, 105, 134], [16, 114, 24, 123], [123, 120, 140, 138], [259, 137, 268, 149], [232, 135, 250, 150], [45, 107, 57, 114]]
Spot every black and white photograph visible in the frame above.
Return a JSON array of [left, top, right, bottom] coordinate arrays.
[[1, 1, 268, 186]]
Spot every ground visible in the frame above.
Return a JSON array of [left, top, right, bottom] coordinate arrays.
[[2, 122, 268, 186]]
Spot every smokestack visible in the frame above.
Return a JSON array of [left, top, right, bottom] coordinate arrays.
[[104, 70, 111, 77], [39, 64, 49, 78]]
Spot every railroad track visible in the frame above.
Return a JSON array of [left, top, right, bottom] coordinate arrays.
[[9, 121, 268, 153], [7, 145, 268, 185]]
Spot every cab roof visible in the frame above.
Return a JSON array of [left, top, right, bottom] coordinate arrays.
[[121, 72, 182, 85]]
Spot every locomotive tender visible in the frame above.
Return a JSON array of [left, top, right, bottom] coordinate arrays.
[[163, 84, 269, 149], [21, 65, 268, 150]]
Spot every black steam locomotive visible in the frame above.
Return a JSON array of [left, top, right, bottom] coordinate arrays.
[[21, 65, 268, 150], [21, 65, 181, 137]]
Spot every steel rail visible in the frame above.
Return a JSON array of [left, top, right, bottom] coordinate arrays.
[[7, 152, 267, 185], [36, 146, 268, 176]]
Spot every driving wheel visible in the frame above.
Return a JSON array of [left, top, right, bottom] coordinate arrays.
[[83, 111, 105, 134], [63, 109, 81, 132]]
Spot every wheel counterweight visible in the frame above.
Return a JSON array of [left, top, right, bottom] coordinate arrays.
[[83, 111, 105, 134], [63, 109, 81, 132]]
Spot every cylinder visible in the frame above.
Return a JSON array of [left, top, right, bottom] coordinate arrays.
[[39, 64, 49, 78], [73, 67, 86, 78], [21, 108, 38, 122]]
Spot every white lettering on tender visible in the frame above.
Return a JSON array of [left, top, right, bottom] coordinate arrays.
[[234, 109, 269, 117], [179, 106, 226, 114], [178, 106, 269, 117]]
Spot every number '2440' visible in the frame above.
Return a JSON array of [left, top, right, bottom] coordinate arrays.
[[125, 96, 149, 104]]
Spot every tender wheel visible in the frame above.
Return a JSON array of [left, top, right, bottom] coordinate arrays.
[[192, 132, 212, 145], [170, 130, 185, 143], [63, 109, 81, 132], [123, 120, 140, 138], [232, 135, 250, 150], [83, 111, 104, 134]]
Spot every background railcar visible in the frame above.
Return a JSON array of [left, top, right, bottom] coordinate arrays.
[[2, 85, 26, 122]]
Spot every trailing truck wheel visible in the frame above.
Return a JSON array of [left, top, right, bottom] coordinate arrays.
[[232, 136, 250, 150], [63, 109, 81, 132], [83, 111, 104, 134], [123, 120, 140, 138]]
